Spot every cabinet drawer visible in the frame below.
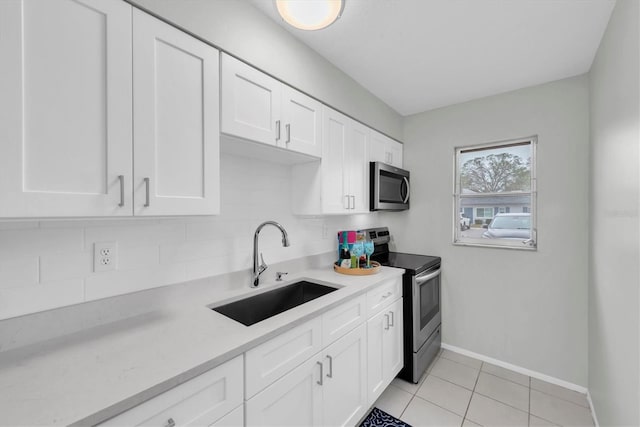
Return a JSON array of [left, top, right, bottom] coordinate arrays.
[[245, 317, 322, 399], [321, 295, 366, 347], [367, 277, 402, 317], [100, 355, 243, 426]]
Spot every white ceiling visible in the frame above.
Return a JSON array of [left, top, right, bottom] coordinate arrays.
[[250, 0, 615, 116]]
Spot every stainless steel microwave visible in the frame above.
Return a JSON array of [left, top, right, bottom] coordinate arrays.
[[370, 162, 410, 211]]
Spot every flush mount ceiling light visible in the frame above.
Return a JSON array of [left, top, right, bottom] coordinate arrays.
[[275, 0, 345, 31]]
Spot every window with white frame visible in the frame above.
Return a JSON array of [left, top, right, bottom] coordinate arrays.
[[454, 137, 537, 249]]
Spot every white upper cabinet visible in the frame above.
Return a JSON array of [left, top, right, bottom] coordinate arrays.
[[221, 54, 282, 147], [0, 0, 133, 217], [292, 106, 369, 215], [0, 0, 220, 218], [370, 130, 403, 168], [346, 120, 369, 214], [221, 54, 322, 158], [321, 107, 349, 213], [281, 85, 323, 157], [132, 9, 220, 216]]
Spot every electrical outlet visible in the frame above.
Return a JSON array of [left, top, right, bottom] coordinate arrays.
[[94, 241, 117, 272]]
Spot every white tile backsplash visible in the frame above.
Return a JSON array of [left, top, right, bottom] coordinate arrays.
[[0, 154, 380, 320], [0, 256, 39, 288]]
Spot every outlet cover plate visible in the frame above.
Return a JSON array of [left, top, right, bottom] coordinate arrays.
[[94, 241, 117, 272]]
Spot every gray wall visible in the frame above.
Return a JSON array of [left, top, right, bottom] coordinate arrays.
[[395, 75, 590, 386], [128, 0, 403, 140], [588, 0, 640, 425]]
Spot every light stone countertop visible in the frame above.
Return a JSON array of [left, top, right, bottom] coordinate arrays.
[[0, 265, 404, 426]]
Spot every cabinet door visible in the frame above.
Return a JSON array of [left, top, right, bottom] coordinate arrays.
[[322, 324, 368, 427], [367, 298, 404, 403], [246, 355, 323, 427], [366, 309, 387, 403], [385, 298, 404, 379], [0, 0, 133, 217], [100, 356, 243, 427], [321, 106, 348, 213], [281, 86, 322, 158], [345, 121, 369, 213], [221, 54, 282, 146], [369, 130, 403, 168], [132, 9, 220, 216], [368, 131, 387, 164], [387, 140, 404, 168]]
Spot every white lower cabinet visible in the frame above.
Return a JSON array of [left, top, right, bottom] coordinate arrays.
[[99, 355, 243, 427], [99, 281, 404, 427], [246, 324, 367, 427], [245, 351, 324, 427], [322, 324, 368, 427], [367, 297, 404, 403]]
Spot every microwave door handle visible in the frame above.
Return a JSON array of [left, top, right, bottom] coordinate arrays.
[[402, 177, 410, 203]]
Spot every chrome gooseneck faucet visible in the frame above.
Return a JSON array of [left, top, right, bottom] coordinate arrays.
[[252, 221, 290, 287]]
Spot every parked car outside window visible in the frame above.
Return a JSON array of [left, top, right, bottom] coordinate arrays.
[[482, 213, 531, 239], [459, 213, 471, 231]]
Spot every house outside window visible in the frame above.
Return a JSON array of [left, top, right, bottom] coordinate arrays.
[[454, 137, 537, 250]]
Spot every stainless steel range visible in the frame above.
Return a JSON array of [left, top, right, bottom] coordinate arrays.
[[362, 227, 442, 383]]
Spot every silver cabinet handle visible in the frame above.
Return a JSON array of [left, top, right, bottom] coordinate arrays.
[[384, 313, 390, 330], [143, 177, 150, 207], [351, 195, 355, 210], [275, 120, 281, 141], [326, 355, 333, 378], [285, 123, 291, 143], [344, 195, 350, 210], [381, 291, 392, 299], [316, 361, 323, 385], [117, 175, 125, 207], [389, 310, 394, 327], [166, 418, 175, 427]]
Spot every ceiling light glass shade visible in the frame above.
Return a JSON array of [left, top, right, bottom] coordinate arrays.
[[275, 0, 345, 31]]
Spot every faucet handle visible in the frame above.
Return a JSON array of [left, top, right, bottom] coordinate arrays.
[[276, 272, 288, 281], [258, 253, 268, 274]]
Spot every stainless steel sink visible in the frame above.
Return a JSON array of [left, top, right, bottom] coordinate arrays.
[[211, 281, 338, 326]]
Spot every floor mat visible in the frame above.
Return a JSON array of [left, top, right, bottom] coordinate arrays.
[[359, 407, 412, 427]]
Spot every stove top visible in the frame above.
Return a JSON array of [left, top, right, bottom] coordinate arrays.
[[373, 251, 440, 275], [360, 226, 440, 275]]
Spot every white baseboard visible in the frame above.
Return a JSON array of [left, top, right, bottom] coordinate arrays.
[[441, 343, 600, 426], [441, 343, 588, 393]]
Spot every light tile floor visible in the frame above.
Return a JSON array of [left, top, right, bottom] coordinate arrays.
[[371, 349, 594, 427]]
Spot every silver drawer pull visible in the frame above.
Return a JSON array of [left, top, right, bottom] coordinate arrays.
[[166, 418, 175, 427], [389, 310, 394, 327], [117, 175, 125, 207], [381, 291, 392, 299], [384, 314, 390, 330], [316, 361, 323, 385], [143, 177, 150, 207], [326, 355, 333, 378]]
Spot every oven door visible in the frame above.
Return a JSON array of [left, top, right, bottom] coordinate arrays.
[[412, 268, 441, 352]]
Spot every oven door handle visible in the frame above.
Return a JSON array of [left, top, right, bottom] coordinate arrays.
[[415, 269, 441, 285]]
